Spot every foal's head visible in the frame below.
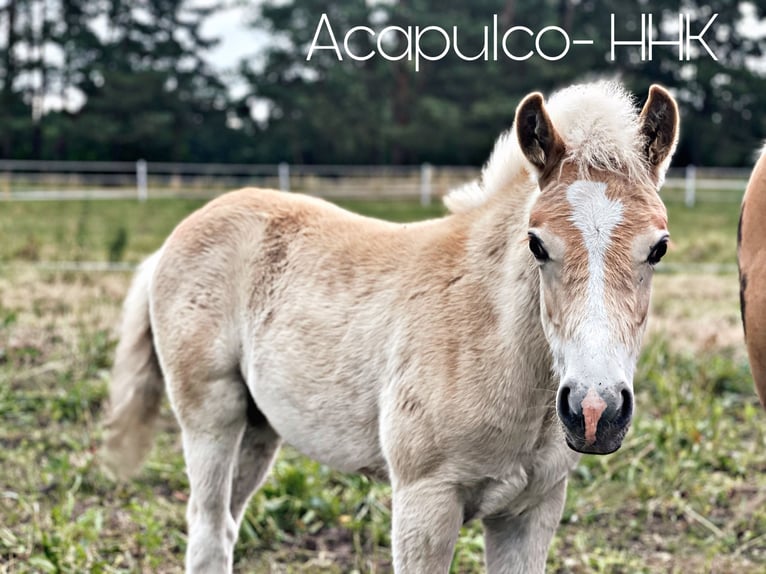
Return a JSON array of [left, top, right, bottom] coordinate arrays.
[[517, 85, 678, 454]]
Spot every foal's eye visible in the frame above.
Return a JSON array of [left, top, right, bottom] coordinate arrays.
[[647, 238, 668, 265], [528, 233, 549, 262]]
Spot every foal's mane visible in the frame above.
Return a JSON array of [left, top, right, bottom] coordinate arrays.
[[445, 81, 652, 214]]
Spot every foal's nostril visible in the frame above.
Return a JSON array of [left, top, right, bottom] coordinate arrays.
[[618, 388, 633, 423], [558, 385, 572, 419]]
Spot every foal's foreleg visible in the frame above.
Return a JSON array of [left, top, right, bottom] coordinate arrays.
[[391, 480, 463, 573], [482, 478, 567, 574]]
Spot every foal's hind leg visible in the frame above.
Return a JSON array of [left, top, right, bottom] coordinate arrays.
[[169, 374, 249, 574], [229, 396, 282, 529]]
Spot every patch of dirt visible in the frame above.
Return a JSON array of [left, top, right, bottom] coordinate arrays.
[[234, 527, 392, 574], [0, 268, 130, 375], [649, 273, 744, 357]]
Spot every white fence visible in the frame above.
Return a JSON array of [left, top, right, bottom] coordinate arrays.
[[664, 166, 750, 206], [0, 160, 751, 206]]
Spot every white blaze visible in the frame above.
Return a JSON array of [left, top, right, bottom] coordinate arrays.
[[566, 180, 623, 332], [563, 180, 630, 386]]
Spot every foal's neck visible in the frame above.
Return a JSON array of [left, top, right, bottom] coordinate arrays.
[[458, 180, 550, 364], [434, 183, 559, 429]]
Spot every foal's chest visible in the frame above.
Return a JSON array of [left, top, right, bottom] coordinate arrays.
[[460, 439, 579, 522]]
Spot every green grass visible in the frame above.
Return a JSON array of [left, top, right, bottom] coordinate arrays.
[[0, 199, 203, 264], [663, 200, 741, 266], [0, 195, 739, 266], [1, 194, 761, 572], [0, 197, 445, 264]]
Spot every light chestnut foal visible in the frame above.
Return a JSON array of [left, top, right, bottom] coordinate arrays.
[[102, 81, 679, 573], [739, 145, 766, 407]]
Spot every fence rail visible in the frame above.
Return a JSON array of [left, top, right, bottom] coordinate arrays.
[[0, 160, 751, 205]]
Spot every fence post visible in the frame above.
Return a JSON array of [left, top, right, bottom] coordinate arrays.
[[278, 162, 290, 192], [136, 159, 148, 202], [684, 164, 696, 207], [420, 163, 433, 206]]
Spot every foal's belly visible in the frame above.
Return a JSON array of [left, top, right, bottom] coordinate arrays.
[[242, 271, 396, 476], [245, 358, 388, 477]]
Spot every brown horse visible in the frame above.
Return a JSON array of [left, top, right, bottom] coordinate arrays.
[[739, 146, 766, 407], [102, 81, 678, 573]]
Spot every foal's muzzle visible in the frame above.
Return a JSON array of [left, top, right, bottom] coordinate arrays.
[[556, 382, 633, 455]]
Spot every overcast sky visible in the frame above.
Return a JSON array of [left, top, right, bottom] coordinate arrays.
[[38, 2, 766, 112], [198, 2, 265, 74], [200, 2, 766, 73]]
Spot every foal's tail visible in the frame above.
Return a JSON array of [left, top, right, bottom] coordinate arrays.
[[101, 250, 165, 479]]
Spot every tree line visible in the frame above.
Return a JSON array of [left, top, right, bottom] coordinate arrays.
[[0, 0, 764, 167]]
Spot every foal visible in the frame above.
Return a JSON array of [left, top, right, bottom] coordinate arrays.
[[103, 81, 678, 573]]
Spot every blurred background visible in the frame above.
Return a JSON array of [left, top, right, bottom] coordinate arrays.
[[0, 0, 764, 199], [0, 0, 764, 165], [2, 1, 766, 573]]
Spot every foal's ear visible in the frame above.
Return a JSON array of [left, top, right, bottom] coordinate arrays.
[[639, 84, 679, 183], [516, 92, 565, 178]]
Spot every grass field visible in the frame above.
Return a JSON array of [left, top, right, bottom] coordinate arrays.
[[1, 194, 763, 573]]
